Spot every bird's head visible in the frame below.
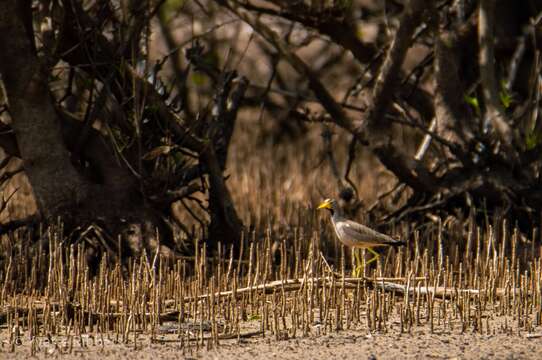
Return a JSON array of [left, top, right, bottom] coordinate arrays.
[[317, 198, 338, 214]]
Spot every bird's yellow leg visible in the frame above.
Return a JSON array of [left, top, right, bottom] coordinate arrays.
[[365, 247, 380, 266], [353, 249, 364, 277]]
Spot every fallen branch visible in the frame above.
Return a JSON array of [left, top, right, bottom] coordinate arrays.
[[184, 276, 517, 301], [0, 275, 524, 327]]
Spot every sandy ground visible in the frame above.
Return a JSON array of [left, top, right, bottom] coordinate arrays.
[[2, 326, 542, 359]]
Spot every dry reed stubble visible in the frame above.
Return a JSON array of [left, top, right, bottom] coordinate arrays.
[[0, 209, 541, 355]]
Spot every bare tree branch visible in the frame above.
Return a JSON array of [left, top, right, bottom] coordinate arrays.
[[360, 0, 428, 136], [478, 0, 515, 149], [233, 1, 377, 64], [361, 0, 438, 192], [434, 32, 475, 157], [217, 0, 438, 193], [216, 1, 358, 133]]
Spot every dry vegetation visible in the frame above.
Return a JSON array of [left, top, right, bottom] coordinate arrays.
[[1, 130, 542, 357]]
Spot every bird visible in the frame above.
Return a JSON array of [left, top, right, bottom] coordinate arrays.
[[317, 198, 405, 276]]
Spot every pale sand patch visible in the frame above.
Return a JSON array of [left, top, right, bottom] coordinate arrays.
[[2, 323, 541, 359]]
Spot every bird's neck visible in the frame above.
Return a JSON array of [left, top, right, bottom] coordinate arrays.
[[330, 208, 343, 218]]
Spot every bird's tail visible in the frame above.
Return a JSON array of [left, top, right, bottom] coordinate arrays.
[[389, 238, 406, 247]]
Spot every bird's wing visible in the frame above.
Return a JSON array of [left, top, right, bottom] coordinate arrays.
[[337, 220, 399, 246]]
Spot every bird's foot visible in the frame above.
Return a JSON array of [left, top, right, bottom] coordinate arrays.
[[365, 248, 380, 266], [353, 264, 364, 278]]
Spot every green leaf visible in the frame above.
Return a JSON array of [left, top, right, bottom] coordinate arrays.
[[336, 0, 353, 10], [247, 314, 260, 321], [499, 81, 513, 109], [526, 132, 540, 150], [500, 90, 512, 109], [356, 25, 364, 40], [159, 0, 185, 22], [50, 73, 62, 82], [191, 72, 206, 86], [172, 151, 185, 167], [464, 94, 480, 111]]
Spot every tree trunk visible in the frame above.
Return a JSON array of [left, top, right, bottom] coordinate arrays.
[[0, 0, 92, 219], [0, 1, 174, 258]]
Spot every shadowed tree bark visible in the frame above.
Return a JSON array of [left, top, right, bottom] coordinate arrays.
[[0, 0, 93, 218]]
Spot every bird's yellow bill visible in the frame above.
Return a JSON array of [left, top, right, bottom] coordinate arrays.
[[317, 199, 332, 209]]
